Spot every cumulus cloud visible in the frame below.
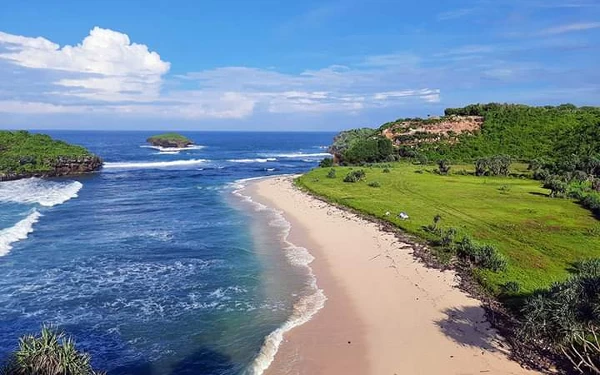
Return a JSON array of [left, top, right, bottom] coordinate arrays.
[[0, 27, 440, 120], [0, 27, 169, 101]]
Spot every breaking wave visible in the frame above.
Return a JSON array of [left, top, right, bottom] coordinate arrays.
[[232, 178, 326, 375], [228, 158, 277, 163], [0, 210, 42, 257], [103, 159, 208, 169], [265, 152, 330, 158], [0, 178, 83, 207]]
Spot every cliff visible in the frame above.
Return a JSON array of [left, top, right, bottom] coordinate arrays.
[[0, 131, 103, 181], [329, 103, 600, 164]]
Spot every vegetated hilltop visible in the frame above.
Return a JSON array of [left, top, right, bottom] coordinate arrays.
[[147, 133, 194, 148], [330, 103, 600, 165], [0, 131, 102, 181]]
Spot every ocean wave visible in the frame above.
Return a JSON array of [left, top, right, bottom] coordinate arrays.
[[103, 159, 208, 169], [227, 158, 277, 163], [140, 145, 205, 153], [263, 152, 330, 158], [232, 177, 326, 375], [0, 210, 42, 257], [0, 178, 83, 207]]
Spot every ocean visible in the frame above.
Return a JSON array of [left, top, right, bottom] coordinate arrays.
[[0, 131, 335, 374]]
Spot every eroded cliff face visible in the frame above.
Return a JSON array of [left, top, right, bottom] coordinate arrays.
[[0, 155, 103, 182], [381, 115, 483, 146]]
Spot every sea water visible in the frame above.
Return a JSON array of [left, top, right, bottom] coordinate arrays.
[[0, 131, 334, 374]]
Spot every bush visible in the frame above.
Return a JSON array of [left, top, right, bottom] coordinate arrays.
[[500, 281, 521, 295], [343, 169, 366, 183], [437, 160, 451, 175], [544, 177, 568, 198], [475, 155, 511, 176], [319, 158, 334, 168], [368, 181, 381, 188], [326, 169, 336, 178], [1, 326, 104, 375], [382, 168, 391, 173], [518, 260, 600, 374], [456, 236, 507, 272]]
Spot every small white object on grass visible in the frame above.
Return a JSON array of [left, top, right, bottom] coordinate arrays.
[[398, 212, 409, 220], [385, 211, 391, 216]]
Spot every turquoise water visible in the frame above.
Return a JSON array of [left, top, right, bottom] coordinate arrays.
[[0, 131, 334, 374]]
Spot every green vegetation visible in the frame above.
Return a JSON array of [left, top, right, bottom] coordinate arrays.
[[519, 259, 600, 374], [343, 169, 366, 183], [297, 163, 600, 295], [328, 128, 394, 165], [0, 131, 99, 179], [420, 104, 600, 162], [147, 133, 193, 147], [1, 326, 104, 375]]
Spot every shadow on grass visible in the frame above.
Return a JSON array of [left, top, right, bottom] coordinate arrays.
[[528, 191, 549, 197]]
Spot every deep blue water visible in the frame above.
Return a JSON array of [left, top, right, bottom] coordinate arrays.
[[0, 131, 335, 374]]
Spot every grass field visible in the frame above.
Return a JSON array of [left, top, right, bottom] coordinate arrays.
[[296, 163, 600, 295]]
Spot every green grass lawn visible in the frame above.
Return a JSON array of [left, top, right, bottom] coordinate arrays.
[[297, 163, 600, 295]]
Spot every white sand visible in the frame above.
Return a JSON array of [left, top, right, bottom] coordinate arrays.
[[246, 176, 539, 375]]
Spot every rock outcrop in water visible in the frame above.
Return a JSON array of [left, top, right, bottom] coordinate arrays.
[[0, 130, 103, 181], [147, 133, 194, 148]]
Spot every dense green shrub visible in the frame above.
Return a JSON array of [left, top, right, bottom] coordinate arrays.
[[519, 259, 600, 374], [382, 168, 391, 173], [437, 160, 451, 175], [456, 236, 507, 272], [319, 158, 334, 168], [544, 178, 568, 198], [475, 155, 511, 176], [342, 137, 394, 165], [1, 326, 104, 375], [343, 169, 366, 183], [367, 181, 381, 188], [500, 281, 521, 295], [326, 169, 336, 178]]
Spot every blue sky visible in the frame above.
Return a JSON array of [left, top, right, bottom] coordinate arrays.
[[0, 0, 598, 130]]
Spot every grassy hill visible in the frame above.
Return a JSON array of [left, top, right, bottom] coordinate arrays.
[[331, 103, 600, 165]]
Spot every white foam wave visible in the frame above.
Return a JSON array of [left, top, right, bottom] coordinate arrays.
[[227, 158, 277, 163], [0, 178, 83, 207], [0, 210, 42, 256], [140, 145, 205, 152], [103, 159, 208, 169], [265, 152, 330, 159], [232, 177, 327, 375]]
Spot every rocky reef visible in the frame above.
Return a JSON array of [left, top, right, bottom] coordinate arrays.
[[147, 133, 194, 148]]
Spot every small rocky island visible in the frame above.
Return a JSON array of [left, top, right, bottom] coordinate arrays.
[[147, 133, 194, 148], [0, 130, 102, 181]]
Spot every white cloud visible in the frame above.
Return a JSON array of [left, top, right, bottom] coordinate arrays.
[[0, 27, 169, 101], [0, 28, 440, 121], [538, 22, 600, 35]]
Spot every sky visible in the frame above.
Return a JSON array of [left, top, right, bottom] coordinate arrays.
[[0, 0, 598, 131]]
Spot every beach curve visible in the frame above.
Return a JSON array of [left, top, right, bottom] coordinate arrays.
[[245, 175, 540, 375]]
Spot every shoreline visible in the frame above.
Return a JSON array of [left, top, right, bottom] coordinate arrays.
[[245, 175, 539, 374]]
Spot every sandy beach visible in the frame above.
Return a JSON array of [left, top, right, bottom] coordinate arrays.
[[246, 175, 539, 375]]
